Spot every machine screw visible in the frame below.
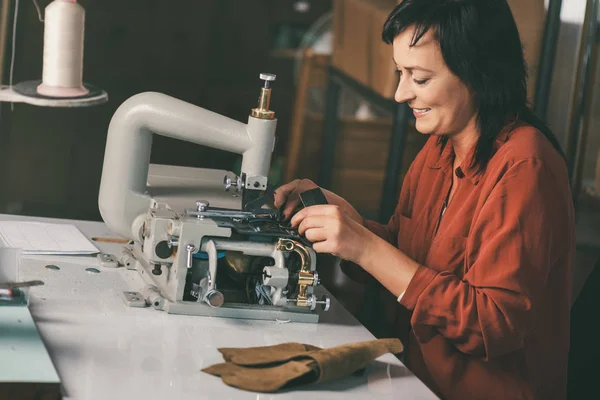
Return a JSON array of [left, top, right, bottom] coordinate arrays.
[[168, 236, 179, 248], [312, 271, 321, 287], [196, 200, 209, 212], [223, 175, 240, 191], [196, 200, 209, 219], [186, 244, 196, 269]]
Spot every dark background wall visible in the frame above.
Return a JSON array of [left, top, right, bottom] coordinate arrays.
[[0, 0, 332, 220]]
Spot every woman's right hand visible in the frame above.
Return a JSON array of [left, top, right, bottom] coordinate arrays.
[[273, 179, 363, 225]]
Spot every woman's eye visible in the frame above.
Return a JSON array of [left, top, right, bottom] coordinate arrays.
[[414, 78, 430, 85]]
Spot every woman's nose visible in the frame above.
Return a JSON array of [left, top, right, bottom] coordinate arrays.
[[394, 77, 415, 104]]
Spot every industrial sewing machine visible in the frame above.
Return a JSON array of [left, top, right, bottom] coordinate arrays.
[[98, 74, 330, 323]]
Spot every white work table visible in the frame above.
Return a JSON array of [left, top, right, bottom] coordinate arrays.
[[2, 214, 436, 400]]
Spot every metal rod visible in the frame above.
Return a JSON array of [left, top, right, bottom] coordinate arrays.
[[258, 88, 271, 110], [534, 0, 564, 119], [379, 103, 410, 223]]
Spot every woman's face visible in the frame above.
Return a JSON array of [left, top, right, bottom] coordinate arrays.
[[392, 26, 478, 139]]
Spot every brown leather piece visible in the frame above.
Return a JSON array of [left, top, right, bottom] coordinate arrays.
[[202, 338, 404, 392], [218, 342, 322, 366], [305, 338, 404, 383], [202, 359, 318, 392]]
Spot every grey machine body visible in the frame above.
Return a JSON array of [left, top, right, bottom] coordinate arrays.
[[98, 76, 329, 322]]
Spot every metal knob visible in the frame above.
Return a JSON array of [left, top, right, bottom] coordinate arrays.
[[259, 73, 276, 88], [319, 295, 331, 311], [205, 290, 225, 308], [252, 75, 276, 119], [223, 175, 240, 191], [196, 200, 209, 212], [307, 294, 331, 311]]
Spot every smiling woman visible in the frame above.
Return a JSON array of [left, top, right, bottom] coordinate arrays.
[[390, 27, 478, 148], [274, 1, 575, 399], [383, 0, 565, 170]]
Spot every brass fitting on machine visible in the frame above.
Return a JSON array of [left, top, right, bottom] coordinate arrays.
[[276, 238, 320, 308], [251, 73, 276, 120]]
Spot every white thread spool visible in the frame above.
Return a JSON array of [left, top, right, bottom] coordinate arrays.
[[37, 0, 88, 97]]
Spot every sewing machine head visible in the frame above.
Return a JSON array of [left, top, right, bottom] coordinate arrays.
[[98, 73, 329, 322]]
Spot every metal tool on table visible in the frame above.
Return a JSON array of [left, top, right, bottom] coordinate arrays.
[[98, 73, 330, 322], [0, 280, 44, 302], [0, 280, 44, 290], [0, 280, 44, 304]]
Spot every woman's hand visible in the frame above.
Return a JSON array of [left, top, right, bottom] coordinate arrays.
[[273, 179, 363, 224], [273, 179, 319, 220], [292, 204, 420, 299], [290, 204, 375, 264]]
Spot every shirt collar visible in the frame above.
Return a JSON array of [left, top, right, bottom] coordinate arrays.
[[426, 124, 513, 185]]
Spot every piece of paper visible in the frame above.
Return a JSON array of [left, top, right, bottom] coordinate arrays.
[[0, 221, 99, 255]]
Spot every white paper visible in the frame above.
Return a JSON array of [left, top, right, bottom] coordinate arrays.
[[0, 221, 99, 255]]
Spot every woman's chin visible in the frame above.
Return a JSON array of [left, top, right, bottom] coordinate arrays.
[[415, 123, 447, 137], [414, 123, 433, 136]]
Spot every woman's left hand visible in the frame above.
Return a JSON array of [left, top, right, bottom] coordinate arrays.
[[290, 205, 374, 264]]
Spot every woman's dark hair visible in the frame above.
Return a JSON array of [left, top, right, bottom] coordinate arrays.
[[382, 0, 564, 171]]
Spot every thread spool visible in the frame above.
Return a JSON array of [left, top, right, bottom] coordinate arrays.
[[37, 0, 88, 98]]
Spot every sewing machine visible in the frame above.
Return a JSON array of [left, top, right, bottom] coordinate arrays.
[[98, 73, 329, 323]]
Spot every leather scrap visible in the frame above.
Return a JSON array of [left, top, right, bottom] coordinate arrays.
[[218, 342, 322, 366], [202, 338, 404, 392]]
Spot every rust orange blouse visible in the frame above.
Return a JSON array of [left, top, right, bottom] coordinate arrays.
[[362, 124, 575, 399]]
